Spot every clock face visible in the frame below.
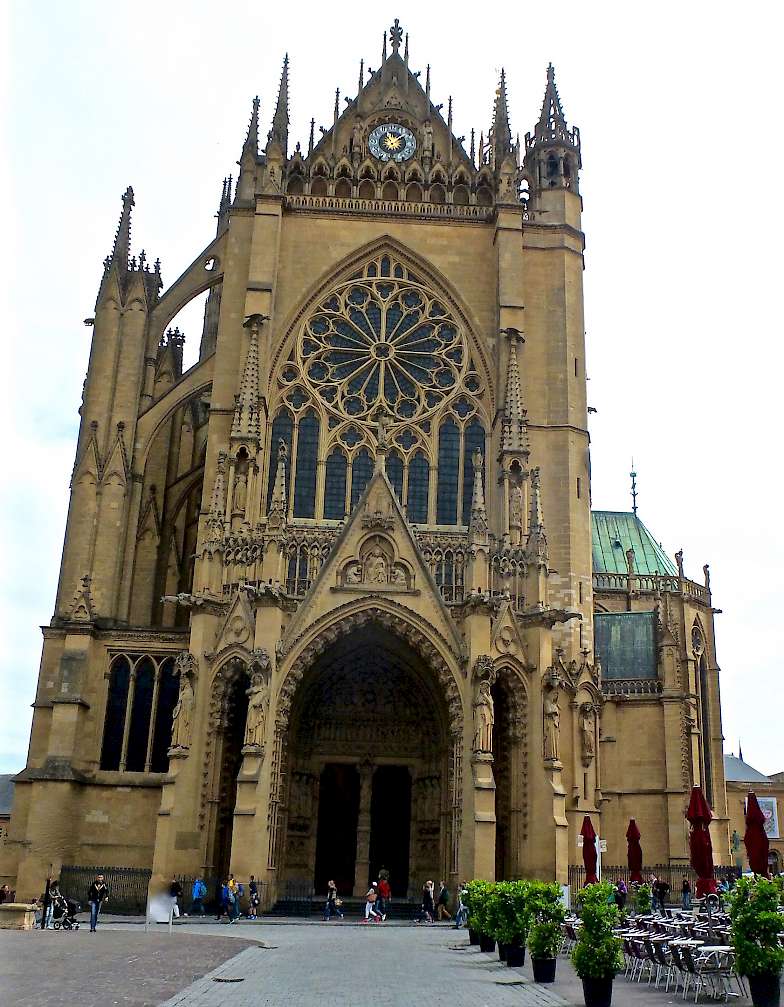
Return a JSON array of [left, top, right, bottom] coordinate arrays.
[[368, 123, 416, 162]]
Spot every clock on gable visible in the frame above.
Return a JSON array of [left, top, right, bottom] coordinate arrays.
[[368, 123, 416, 162]]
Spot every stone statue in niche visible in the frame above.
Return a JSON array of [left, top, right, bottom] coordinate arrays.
[[510, 484, 523, 528], [542, 677, 561, 762], [233, 470, 247, 514], [472, 678, 494, 755], [345, 562, 363, 585], [244, 668, 270, 751], [365, 547, 388, 584], [579, 702, 595, 764], [170, 653, 198, 751]]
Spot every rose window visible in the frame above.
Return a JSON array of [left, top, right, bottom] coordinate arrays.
[[296, 277, 467, 422]]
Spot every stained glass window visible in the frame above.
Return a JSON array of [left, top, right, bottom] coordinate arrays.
[[293, 410, 319, 518], [126, 657, 155, 772], [351, 448, 373, 508], [267, 411, 293, 513], [387, 450, 404, 501], [100, 656, 130, 771], [436, 420, 460, 524], [299, 277, 465, 424], [324, 449, 348, 520], [407, 451, 429, 523], [149, 658, 178, 773], [461, 420, 486, 524]]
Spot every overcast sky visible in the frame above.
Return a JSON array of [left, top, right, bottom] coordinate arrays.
[[1, 2, 781, 777]]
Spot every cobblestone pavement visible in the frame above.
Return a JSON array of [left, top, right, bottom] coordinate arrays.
[[0, 928, 256, 1007], [0, 920, 759, 1007]]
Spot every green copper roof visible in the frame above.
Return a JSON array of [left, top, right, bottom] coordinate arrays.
[[591, 511, 677, 576]]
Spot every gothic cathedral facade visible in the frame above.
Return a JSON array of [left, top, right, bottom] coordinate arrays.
[[2, 22, 729, 902]]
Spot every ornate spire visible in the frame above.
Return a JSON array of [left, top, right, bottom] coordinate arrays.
[[207, 450, 228, 539], [107, 186, 134, 272], [525, 467, 548, 564], [468, 449, 488, 540], [231, 315, 267, 444], [500, 330, 530, 456], [538, 63, 566, 132], [382, 30, 387, 63], [447, 96, 453, 162], [267, 439, 288, 529], [425, 64, 431, 104], [358, 58, 364, 93], [492, 68, 513, 166], [244, 96, 260, 156], [269, 55, 289, 153], [389, 18, 403, 55]]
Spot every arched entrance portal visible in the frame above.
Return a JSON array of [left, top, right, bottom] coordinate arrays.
[[281, 624, 451, 900]]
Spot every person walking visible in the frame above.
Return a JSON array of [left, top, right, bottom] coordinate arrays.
[[323, 880, 343, 921], [169, 875, 183, 919], [248, 875, 260, 920], [436, 881, 451, 921], [363, 883, 381, 923], [681, 876, 692, 910], [420, 881, 435, 924], [453, 882, 468, 929], [42, 879, 60, 929], [191, 876, 207, 916], [653, 876, 670, 911], [87, 873, 109, 932], [377, 876, 391, 921], [216, 879, 230, 921]]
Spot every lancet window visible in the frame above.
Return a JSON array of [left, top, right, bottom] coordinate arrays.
[[100, 653, 179, 773], [265, 253, 488, 527]]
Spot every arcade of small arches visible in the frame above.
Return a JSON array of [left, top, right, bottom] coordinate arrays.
[[286, 157, 498, 207]]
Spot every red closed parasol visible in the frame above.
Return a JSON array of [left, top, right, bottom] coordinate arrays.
[[626, 818, 643, 883], [744, 791, 770, 876], [686, 786, 717, 897], [581, 815, 599, 884]]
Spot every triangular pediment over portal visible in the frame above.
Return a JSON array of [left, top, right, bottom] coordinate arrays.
[[489, 599, 531, 667], [279, 467, 464, 662], [208, 589, 255, 665]]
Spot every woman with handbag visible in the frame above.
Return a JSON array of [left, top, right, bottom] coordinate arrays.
[[324, 880, 344, 920]]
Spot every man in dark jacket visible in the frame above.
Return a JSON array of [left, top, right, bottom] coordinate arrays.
[[87, 874, 109, 932], [169, 875, 183, 919]]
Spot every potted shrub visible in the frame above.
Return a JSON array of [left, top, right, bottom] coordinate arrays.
[[527, 881, 566, 983], [484, 882, 510, 959], [488, 881, 530, 967], [571, 882, 624, 1007], [463, 880, 481, 945], [729, 876, 784, 1007], [632, 882, 652, 916], [467, 880, 495, 953]]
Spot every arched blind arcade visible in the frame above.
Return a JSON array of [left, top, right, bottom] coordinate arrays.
[[267, 253, 488, 526]]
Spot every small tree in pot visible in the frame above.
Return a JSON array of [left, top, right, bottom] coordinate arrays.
[[466, 880, 495, 952], [729, 876, 784, 1007], [497, 881, 530, 967], [572, 882, 623, 1007], [527, 881, 566, 983]]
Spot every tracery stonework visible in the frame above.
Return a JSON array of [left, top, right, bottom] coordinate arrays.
[[6, 18, 730, 905]]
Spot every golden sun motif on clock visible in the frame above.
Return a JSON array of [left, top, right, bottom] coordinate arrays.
[[368, 123, 416, 162]]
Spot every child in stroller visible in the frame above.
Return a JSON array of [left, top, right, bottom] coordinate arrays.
[[51, 892, 81, 930]]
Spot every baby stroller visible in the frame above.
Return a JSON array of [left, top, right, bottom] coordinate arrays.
[[52, 893, 81, 930]]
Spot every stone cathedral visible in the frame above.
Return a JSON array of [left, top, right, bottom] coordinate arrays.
[[2, 22, 729, 904]]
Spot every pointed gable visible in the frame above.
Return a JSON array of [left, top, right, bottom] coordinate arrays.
[[279, 467, 464, 660]]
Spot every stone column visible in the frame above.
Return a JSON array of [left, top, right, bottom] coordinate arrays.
[[353, 760, 374, 896]]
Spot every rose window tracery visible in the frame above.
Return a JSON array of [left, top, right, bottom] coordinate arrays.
[[294, 269, 468, 423], [268, 254, 488, 527]]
